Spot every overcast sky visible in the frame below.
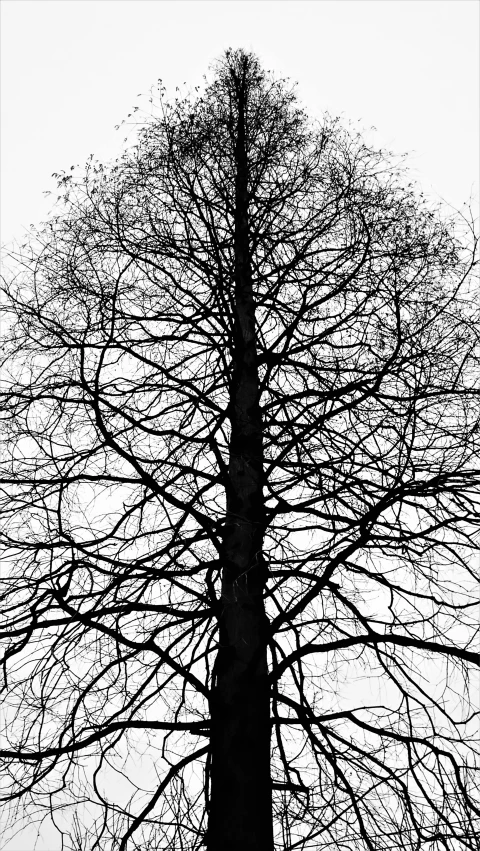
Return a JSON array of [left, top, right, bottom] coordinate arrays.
[[1, 0, 479, 250]]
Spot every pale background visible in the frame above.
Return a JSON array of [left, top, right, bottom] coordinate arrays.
[[1, 0, 479, 249], [0, 1, 479, 848]]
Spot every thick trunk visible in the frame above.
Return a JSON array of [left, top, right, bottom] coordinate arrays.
[[207, 63, 273, 851]]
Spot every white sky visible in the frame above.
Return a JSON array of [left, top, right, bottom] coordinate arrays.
[[1, 0, 479, 249], [0, 2, 479, 848]]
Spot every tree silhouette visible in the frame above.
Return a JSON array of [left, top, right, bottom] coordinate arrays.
[[1, 49, 479, 851]]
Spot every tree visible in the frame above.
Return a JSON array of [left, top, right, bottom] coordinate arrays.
[[1, 49, 479, 851]]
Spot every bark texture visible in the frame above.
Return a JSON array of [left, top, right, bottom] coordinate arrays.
[[207, 59, 273, 851]]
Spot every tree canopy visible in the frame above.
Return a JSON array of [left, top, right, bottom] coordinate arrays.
[[1, 49, 479, 851]]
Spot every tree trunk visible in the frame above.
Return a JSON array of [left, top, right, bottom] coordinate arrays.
[[207, 62, 273, 851]]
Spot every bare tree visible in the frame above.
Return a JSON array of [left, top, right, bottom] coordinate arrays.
[[1, 49, 479, 851]]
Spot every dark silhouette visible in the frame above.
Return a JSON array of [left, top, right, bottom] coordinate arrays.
[[1, 50, 479, 851]]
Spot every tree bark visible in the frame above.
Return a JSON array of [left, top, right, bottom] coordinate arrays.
[[207, 61, 273, 851]]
